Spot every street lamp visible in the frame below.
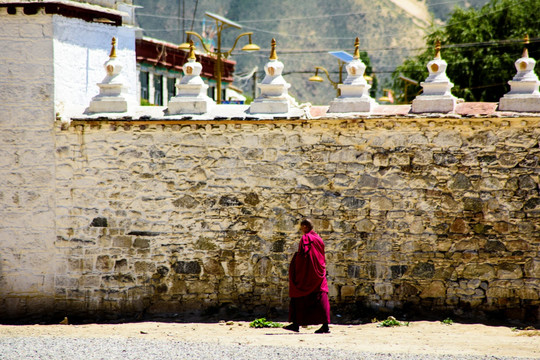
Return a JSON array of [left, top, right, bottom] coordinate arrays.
[[178, 12, 260, 104], [309, 65, 345, 97]]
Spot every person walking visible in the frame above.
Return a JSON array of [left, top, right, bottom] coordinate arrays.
[[284, 218, 330, 334]]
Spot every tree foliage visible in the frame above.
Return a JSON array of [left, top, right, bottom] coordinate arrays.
[[393, 0, 540, 103]]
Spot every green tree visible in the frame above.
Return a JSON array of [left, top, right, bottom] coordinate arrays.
[[393, 0, 540, 104]]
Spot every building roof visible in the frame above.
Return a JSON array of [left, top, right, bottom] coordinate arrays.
[[0, 0, 126, 25]]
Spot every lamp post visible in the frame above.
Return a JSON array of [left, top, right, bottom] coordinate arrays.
[[309, 63, 345, 97], [179, 12, 260, 104]]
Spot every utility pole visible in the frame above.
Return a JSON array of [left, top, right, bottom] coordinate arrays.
[[252, 71, 257, 100], [178, 0, 182, 42], [181, 0, 185, 42]]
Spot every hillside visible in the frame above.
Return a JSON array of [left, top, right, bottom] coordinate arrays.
[[133, 0, 488, 104]]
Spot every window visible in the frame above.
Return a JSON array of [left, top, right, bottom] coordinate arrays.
[[207, 86, 215, 100], [167, 77, 176, 101], [140, 71, 149, 101], [154, 74, 163, 106]]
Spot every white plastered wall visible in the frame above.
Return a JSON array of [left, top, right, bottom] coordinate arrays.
[[53, 15, 137, 115], [0, 6, 56, 318]]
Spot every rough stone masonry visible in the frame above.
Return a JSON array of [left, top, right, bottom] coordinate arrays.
[[2, 115, 539, 324]]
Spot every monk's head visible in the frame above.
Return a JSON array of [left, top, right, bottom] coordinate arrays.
[[300, 218, 313, 234]]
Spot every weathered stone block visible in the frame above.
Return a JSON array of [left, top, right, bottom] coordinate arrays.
[[173, 261, 201, 275], [80, 275, 100, 288], [432, 131, 462, 148], [523, 197, 540, 212], [373, 153, 389, 167], [395, 282, 419, 298], [389, 153, 410, 166], [498, 153, 521, 168], [341, 285, 356, 297], [370, 196, 393, 211], [450, 218, 469, 234], [374, 282, 394, 299], [484, 240, 506, 253], [420, 281, 446, 298], [479, 177, 503, 191], [355, 219, 375, 232], [462, 264, 496, 280], [411, 262, 435, 279], [134, 261, 155, 273], [96, 255, 113, 272], [112, 236, 132, 248], [133, 238, 150, 249], [114, 259, 128, 272], [486, 286, 514, 298], [496, 263, 523, 280], [412, 150, 433, 165], [203, 259, 225, 276], [347, 265, 361, 278], [524, 259, 540, 278], [449, 174, 472, 190], [515, 286, 539, 300], [390, 265, 408, 279], [463, 198, 483, 212]]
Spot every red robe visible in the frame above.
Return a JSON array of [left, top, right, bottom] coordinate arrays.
[[288, 230, 330, 325], [289, 230, 328, 297]]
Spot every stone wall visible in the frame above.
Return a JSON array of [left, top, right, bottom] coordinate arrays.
[[48, 116, 539, 324]]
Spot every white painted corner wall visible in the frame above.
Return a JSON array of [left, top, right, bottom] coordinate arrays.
[[53, 15, 137, 114]]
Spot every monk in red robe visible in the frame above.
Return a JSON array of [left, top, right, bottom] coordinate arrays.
[[284, 218, 330, 333]]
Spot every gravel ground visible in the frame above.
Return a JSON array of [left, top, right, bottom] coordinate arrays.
[[0, 337, 537, 360]]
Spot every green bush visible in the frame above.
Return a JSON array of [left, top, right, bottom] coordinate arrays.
[[441, 318, 454, 325], [249, 318, 283, 328], [378, 316, 409, 327]]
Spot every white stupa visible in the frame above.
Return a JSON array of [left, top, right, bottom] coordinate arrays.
[[499, 35, 540, 112], [328, 37, 377, 113], [87, 37, 128, 113], [167, 40, 215, 115], [411, 40, 458, 113], [249, 39, 291, 114]]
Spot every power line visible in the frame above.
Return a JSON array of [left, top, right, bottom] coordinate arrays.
[[135, 0, 475, 24], [137, 0, 527, 52]]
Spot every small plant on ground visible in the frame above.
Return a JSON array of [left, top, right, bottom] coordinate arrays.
[[378, 316, 409, 327], [249, 318, 283, 328], [441, 318, 453, 325]]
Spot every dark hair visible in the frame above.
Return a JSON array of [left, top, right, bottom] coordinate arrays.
[[300, 218, 313, 231]]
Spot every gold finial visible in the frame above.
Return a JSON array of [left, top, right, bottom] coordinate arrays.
[[434, 39, 441, 59], [353, 37, 360, 60], [522, 34, 529, 58], [109, 37, 117, 59], [188, 39, 196, 60], [269, 38, 278, 60]]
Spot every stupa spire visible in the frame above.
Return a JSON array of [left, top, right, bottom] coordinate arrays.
[[188, 39, 196, 61], [109, 37, 117, 59], [353, 37, 360, 60], [269, 38, 278, 60], [522, 34, 529, 59], [434, 39, 441, 60]]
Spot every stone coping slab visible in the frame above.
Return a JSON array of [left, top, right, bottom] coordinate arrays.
[[64, 102, 540, 123]]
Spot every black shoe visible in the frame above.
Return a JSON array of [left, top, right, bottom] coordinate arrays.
[[283, 323, 299, 332], [314, 324, 330, 334]]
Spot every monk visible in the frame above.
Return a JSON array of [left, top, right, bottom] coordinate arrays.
[[284, 218, 330, 333]]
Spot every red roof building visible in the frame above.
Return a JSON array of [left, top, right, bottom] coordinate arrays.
[[136, 37, 236, 106]]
